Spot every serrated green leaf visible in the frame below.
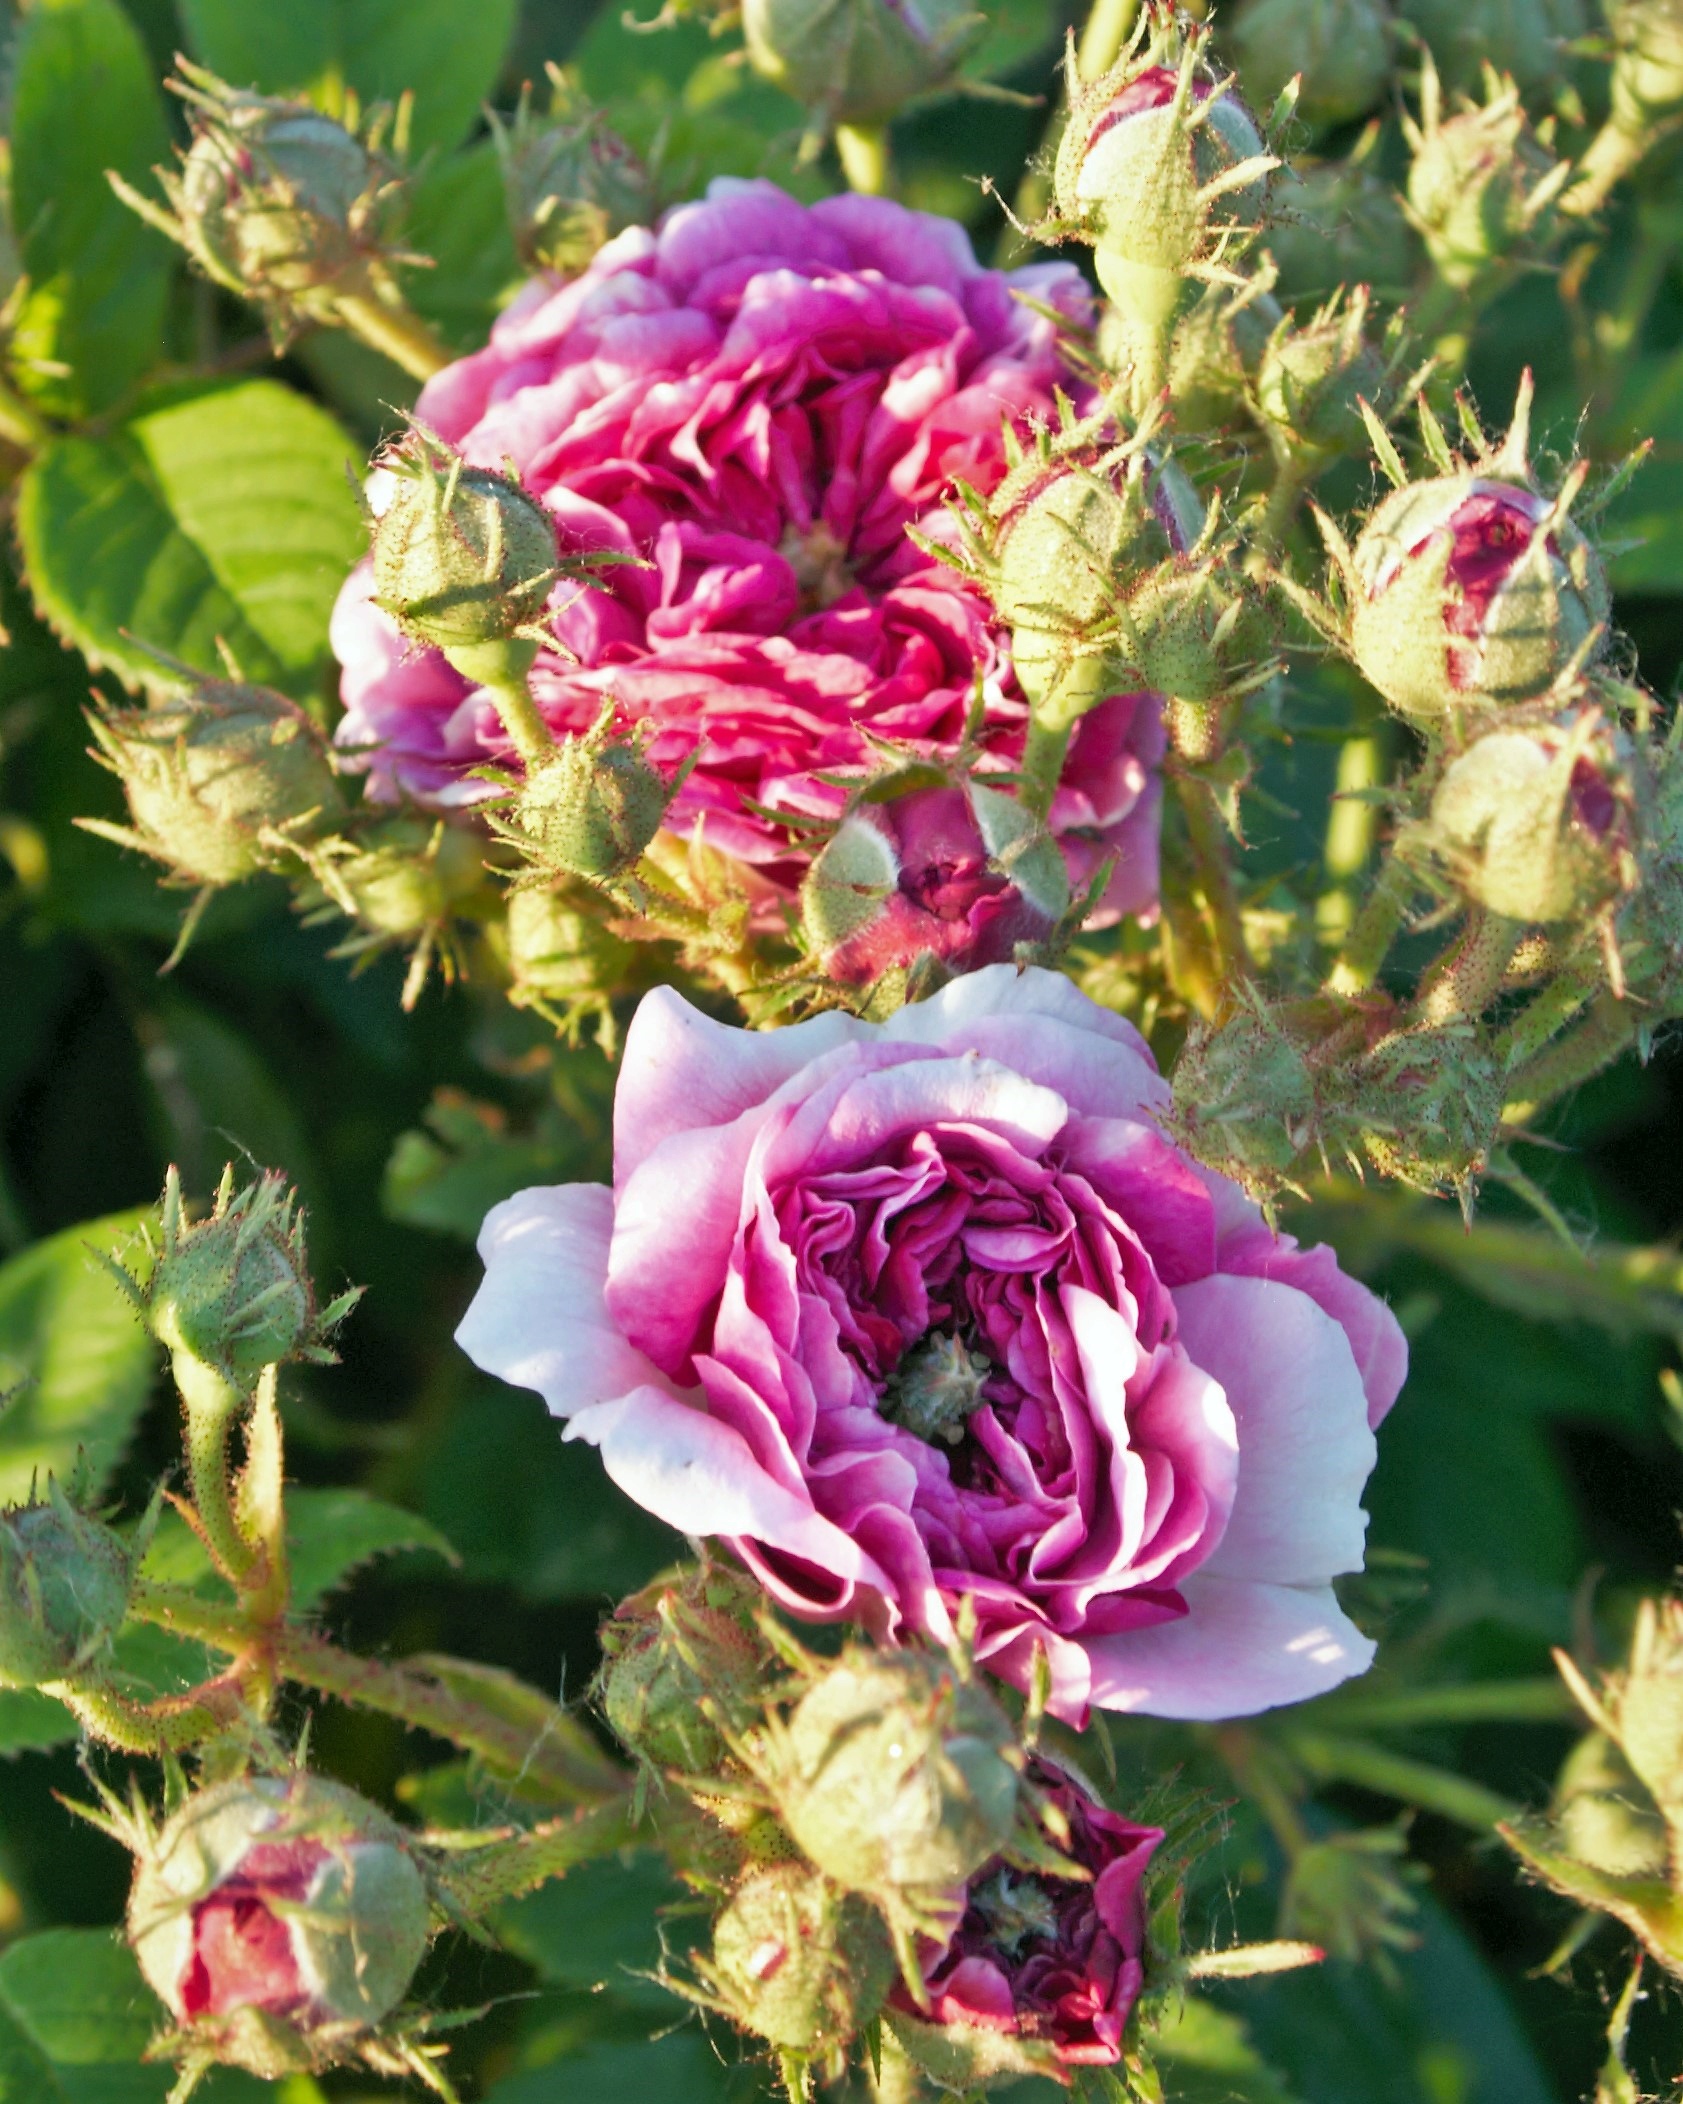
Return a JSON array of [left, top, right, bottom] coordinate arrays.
[[176, 0, 520, 155], [0, 1210, 156, 1506], [8, 0, 174, 418], [493, 1850, 693, 2008], [16, 378, 365, 696]]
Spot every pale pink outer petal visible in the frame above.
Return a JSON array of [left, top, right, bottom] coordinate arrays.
[[455, 1186, 682, 1412], [1084, 1574, 1375, 1719], [1172, 1275, 1376, 1586], [565, 1387, 891, 1597], [1217, 1231, 1409, 1429]]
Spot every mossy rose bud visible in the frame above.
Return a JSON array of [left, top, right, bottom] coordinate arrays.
[[128, 1773, 430, 2079], [705, 1864, 894, 2057], [1232, 0, 1394, 131], [1167, 999, 1319, 1197], [1554, 1731, 1670, 1880], [742, 0, 985, 127], [1404, 71, 1567, 291], [83, 684, 343, 890], [1428, 713, 1639, 924], [1606, 0, 1683, 130], [1254, 290, 1389, 466], [371, 431, 559, 652], [597, 1564, 771, 1772], [494, 69, 650, 280], [0, 1481, 132, 1689], [1348, 1023, 1504, 1196], [1347, 478, 1607, 723], [773, 1650, 1022, 1905], [491, 714, 675, 885], [505, 886, 639, 1010]]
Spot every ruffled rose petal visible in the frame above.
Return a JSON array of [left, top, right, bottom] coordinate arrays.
[[1217, 1228, 1408, 1428]]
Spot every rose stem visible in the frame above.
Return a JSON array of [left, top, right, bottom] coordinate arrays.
[[835, 123, 893, 198], [1325, 851, 1413, 996], [1415, 909, 1524, 1025], [1017, 715, 1074, 819], [1174, 772, 1250, 988], [171, 1357, 257, 1581], [330, 282, 454, 381], [1315, 729, 1383, 955]]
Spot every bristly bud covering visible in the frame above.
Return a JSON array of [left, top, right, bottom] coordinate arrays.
[[491, 66, 651, 280], [0, 1478, 136, 1690], [1401, 56, 1570, 292], [1328, 376, 1609, 724], [596, 1562, 774, 1773], [741, 0, 987, 130], [109, 60, 410, 347], [370, 425, 561, 655], [109, 1166, 358, 1401], [125, 1772, 431, 2080], [80, 683, 344, 891], [488, 704, 681, 886]]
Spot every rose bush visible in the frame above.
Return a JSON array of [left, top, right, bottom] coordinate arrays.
[[332, 178, 1163, 921], [458, 967, 1404, 1723], [898, 1759, 1161, 2068]]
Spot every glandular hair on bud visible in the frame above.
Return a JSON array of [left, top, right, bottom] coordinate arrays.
[[742, 0, 986, 127], [0, 1481, 132, 1689], [596, 1563, 772, 1772], [706, 1863, 894, 2055], [505, 886, 639, 1006], [492, 715, 675, 884], [775, 1649, 1021, 1901], [1167, 1000, 1318, 1196], [371, 430, 559, 651], [494, 68, 651, 280], [128, 1772, 430, 2077], [1404, 74, 1565, 292], [84, 684, 344, 890]]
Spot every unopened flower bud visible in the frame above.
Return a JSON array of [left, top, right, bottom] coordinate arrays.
[[772, 1649, 1022, 1909], [742, 0, 986, 127], [701, 1863, 894, 2059], [1254, 289, 1390, 466], [1554, 1731, 1670, 1880], [1398, 0, 1585, 104], [505, 885, 640, 1015], [490, 711, 676, 884], [303, 813, 487, 949], [1111, 278, 1279, 431], [128, 1773, 430, 2079], [1608, 1597, 1683, 1826], [371, 429, 559, 654], [117, 1166, 352, 1399], [1343, 418, 1608, 724], [1427, 711, 1640, 924], [1054, 17, 1268, 298], [1403, 66, 1568, 292], [1269, 157, 1418, 305], [597, 1564, 772, 1773], [1167, 997, 1319, 1196], [493, 68, 651, 279], [0, 1480, 133, 1689], [1347, 1023, 1503, 1196], [802, 776, 1068, 989], [82, 684, 343, 890], [1231, 0, 1395, 130]]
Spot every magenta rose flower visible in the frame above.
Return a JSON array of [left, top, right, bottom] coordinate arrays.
[[331, 178, 1162, 923], [456, 967, 1405, 1724], [898, 1759, 1161, 2068]]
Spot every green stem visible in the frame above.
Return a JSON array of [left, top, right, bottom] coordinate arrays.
[[1503, 988, 1667, 1124], [1017, 716, 1074, 820], [1280, 1729, 1519, 1831], [1309, 1678, 1577, 1731], [1495, 962, 1603, 1073], [1563, 118, 1657, 223], [431, 1801, 637, 1921], [1315, 731, 1383, 954], [43, 1672, 242, 1754], [1175, 772, 1250, 991], [1326, 852, 1413, 996], [835, 122, 892, 198], [442, 637, 553, 769], [1078, 0, 1140, 76], [129, 1582, 627, 1805], [328, 288, 453, 382], [1258, 453, 1312, 556], [872, 2032, 939, 2104], [171, 1356, 256, 1581], [1416, 910, 1524, 1026]]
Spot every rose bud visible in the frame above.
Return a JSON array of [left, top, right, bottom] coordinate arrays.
[[1398, 0, 1585, 105], [127, 1773, 431, 2080], [1402, 60, 1569, 294], [111, 62, 399, 345], [696, 1862, 894, 2074], [596, 1562, 773, 1773], [801, 774, 1069, 991], [489, 709, 678, 887], [293, 810, 489, 1009], [767, 1649, 1022, 1943], [742, 0, 986, 129], [1426, 710, 1642, 925], [1232, 0, 1394, 132], [504, 885, 640, 1033], [81, 683, 344, 892], [1269, 152, 1418, 306], [1166, 994, 1320, 1200], [1053, 13, 1270, 304], [1344, 1023, 1504, 1200], [491, 66, 651, 281], [370, 427, 560, 657], [1337, 383, 1608, 725], [890, 1761, 1162, 2078], [1554, 1731, 1670, 1882], [1253, 288, 1393, 471], [0, 1479, 134, 1690], [1598, 1596, 1683, 1831]]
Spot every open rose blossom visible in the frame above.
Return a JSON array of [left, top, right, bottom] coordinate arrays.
[[457, 967, 1405, 1723], [898, 1759, 1161, 2068], [331, 178, 1163, 922]]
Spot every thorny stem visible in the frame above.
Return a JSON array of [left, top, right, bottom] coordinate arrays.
[[329, 285, 453, 381], [128, 1580, 628, 1806], [1415, 910, 1524, 1025], [1159, 834, 1228, 1021], [1504, 985, 1683, 1123], [1257, 453, 1313, 557], [1563, 117, 1665, 224], [835, 122, 892, 198], [1495, 959, 1603, 1073], [1326, 851, 1413, 996], [44, 1672, 245, 1754], [171, 1357, 257, 1581]]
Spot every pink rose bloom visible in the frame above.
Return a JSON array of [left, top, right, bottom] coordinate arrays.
[[331, 178, 1162, 923], [900, 1759, 1161, 2067], [457, 967, 1405, 1724]]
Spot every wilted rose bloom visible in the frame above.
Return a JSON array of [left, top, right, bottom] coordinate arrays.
[[458, 968, 1404, 1723], [331, 178, 1162, 922], [901, 1760, 1161, 2067]]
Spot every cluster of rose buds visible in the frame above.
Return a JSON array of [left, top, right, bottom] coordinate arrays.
[[490, 64, 652, 279]]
